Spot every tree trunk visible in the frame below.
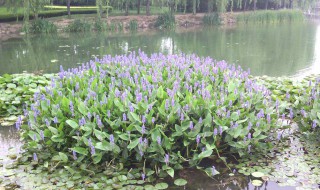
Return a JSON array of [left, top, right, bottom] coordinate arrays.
[[265, 0, 269, 10], [289, 0, 293, 9], [125, 0, 129, 16], [244, 0, 247, 11], [23, 0, 30, 33], [146, 0, 150, 16], [253, 0, 256, 11], [192, 0, 196, 14], [67, 0, 71, 18], [137, 0, 141, 14]]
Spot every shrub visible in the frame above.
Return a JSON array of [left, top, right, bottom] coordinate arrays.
[[64, 19, 91, 32], [27, 19, 57, 34], [20, 53, 281, 180], [154, 12, 175, 30], [94, 19, 107, 32], [203, 12, 221, 26]]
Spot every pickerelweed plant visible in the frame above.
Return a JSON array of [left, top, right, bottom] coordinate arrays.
[[19, 52, 282, 181]]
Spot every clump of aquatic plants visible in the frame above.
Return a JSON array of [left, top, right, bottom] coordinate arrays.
[[19, 52, 281, 182], [203, 13, 221, 26], [256, 75, 319, 133], [0, 74, 52, 124], [28, 19, 57, 34], [64, 19, 91, 32], [155, 12, 175, 30]]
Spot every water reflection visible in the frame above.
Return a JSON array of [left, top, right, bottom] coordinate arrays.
[[0, 22, 319, 76], [0, 126, 21, 157]]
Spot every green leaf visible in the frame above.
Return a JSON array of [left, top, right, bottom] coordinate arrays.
[[157, 86, 164, 99], [66, 120, 79, 129], [7, 83, 16, 88], [174, 178, 187, 186], [317, 112, 320, 120], [155, 183, 168, 189], [166, 167, 174, 178], [95, 141, 112, 151], [228, 81, 236, 93], [78, 101, 87, 115], [129, 112, 141, 123], [93, 153, 102, 164], [198, 149, 213, 159], [59, 152, 68, 162], [127, 138, 140, 150], [114, 98, 124, 112], [72, 147, 88, 155]]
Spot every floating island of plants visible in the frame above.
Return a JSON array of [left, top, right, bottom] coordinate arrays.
[[0, 52, 319, 189]]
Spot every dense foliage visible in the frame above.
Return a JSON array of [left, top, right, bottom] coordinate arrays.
[[19, 52, 284, 180], [64, 19, 91, 32]]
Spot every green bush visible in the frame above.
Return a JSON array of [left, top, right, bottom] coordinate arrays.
[[203, 13, 221, 26], [154, 12, 175, 30], [27, 19, 57, 34], [64, 19, 91, 32], [20, 53, 281, 180], [94, 19, 108, 32]]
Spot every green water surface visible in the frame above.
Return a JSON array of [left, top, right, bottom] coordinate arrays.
[[0, 21, 319, 76]]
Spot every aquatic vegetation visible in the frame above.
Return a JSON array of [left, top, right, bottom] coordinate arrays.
[[129, 20, 138, 32], [203, 13, 221, 26], [0, 74, 53, 125], [154, 12, 175, 30], [27, 19, 57, 34], [64, 19, 92, 32], [237, 10, 304, 24], [17, 52, 283, 186]]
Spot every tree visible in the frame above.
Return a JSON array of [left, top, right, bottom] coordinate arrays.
[[146, 0, 150, 16], [67, 0, 71, 18], [137, 0, 141, 14]]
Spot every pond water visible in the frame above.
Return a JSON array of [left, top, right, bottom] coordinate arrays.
[[1, 21, 320, 189], [0, 21, 320, 77]]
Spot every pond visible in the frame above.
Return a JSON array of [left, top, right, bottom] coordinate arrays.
[[0, 21, 319, 77], [1, 21, 320, 190]]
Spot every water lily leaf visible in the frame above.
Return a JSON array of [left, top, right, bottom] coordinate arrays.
[[155, 183, 168, 189], [174, 178, 187, 186], [252, 172, 265, 178], [7, 83, 16, 88], [251, 179, 263, 186]]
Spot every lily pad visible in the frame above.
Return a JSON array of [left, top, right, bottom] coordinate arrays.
[[155, 182, 168, 189], [251, 179, 263, 186], [251, 172, 266, 178], [174, 178, 187, 186]]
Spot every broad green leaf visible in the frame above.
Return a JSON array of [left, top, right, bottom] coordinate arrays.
[[198, 149, 213, 159], [66, 120, 79, 129], [72, 147, 88, 155], [127, 138, 140, 150], [155, 183, 168, 189], [59, 152, 68, 162], [95, 141, 112, 151], [78, 101, 87, 115], [166, 167, 174, 178], [157, 86, 164, 99], [129, 112, 141, 123], [174, 178, 187, 186]]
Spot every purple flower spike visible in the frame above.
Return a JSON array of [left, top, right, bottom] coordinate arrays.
[[72, 150, 77, 160], [40, 130, 44, 140], [123, 113, 127, 121], [189, 121, 194, 130], [213, 128, 218, 136], [164, 154, 169, 165], [142, 173, 146, 181], [53, 116, 58, 124], [33, 153, 38, 161], [196, 134, 201, 145], [312, 120, 317, 129], [157, 136, 161, 145], [110, 134, 115, 144], [141, 124, 146, 134]]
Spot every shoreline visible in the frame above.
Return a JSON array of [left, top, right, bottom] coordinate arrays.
[[0, 12, 237, 41]]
